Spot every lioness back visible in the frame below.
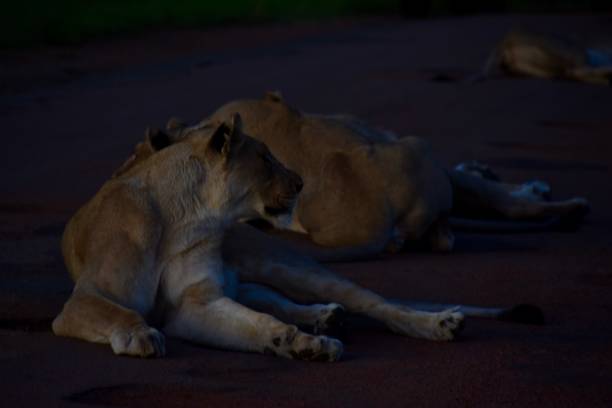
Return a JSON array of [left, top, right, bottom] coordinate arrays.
[[211, 97, 396, 177], [62, 178, 160, 282], [209, 94, 452, 251]]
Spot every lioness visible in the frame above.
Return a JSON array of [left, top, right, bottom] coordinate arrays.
[[478, 28, 612, 85], [54, 114, 464, 360], [170, 93, 589, 260]]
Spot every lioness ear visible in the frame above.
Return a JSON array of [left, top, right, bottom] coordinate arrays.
[[264, 90, 284, 103], [208, 122, 232, 157], [145, 127, 172, 151], [228, 112, 243, 137], [166, 117, 187, 132], [208, 113, 244, 158]]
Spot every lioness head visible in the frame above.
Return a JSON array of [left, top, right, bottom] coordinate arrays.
[[116, 113, 303, 224]]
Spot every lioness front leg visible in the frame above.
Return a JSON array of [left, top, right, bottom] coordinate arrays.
[[238, 263, 464, 341], [237, 283, 345, 334], [164, 284, 343, 361], [52, 289, 165, 357]]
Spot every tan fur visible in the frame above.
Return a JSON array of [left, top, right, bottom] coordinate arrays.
[[481, 29, 612, 85], [196, 93, 589, 259], [54, 113, 464, 360]]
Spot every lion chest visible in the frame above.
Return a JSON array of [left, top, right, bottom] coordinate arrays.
[[158, 227, 236, 307]]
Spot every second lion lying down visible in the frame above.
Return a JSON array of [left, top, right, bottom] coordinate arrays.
[[194, 93, 589, 259], [54, 114, 463, 360]]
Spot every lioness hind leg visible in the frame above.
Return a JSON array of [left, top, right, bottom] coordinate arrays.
[[455, 162, 551, 202], [164, 289, 343, 362], [499, 196, 589, 219], [237, 262, 464, 341], [237, 283, 345, 334], [52, 290, 165, 357], [449, 169, 589, 220]]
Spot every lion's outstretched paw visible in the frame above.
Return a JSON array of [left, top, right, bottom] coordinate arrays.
[[313, 303, 345, 335], [290, 335, 344, 362], [428, 308, 465, 341], [454, 161, 500, 181], [110, 324, 166, 358], [517, 180, 552, 201], [511, 180, 552, 202], [270, 326, 343, 362], [384, 305, 464, 341]]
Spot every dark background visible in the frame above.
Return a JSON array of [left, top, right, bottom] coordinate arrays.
[[2, 0, 612, 48]]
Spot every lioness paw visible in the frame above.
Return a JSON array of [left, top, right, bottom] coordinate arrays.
[[268, 326, 343, 362], [289, 335, 343, 362], [384, 305, 464, 341], [524, 180, 552, 201], [428, 308, 464, 341], [313, 303, 345, 335], [110, 325, 166, 358], [511, 180, 552, 202]]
